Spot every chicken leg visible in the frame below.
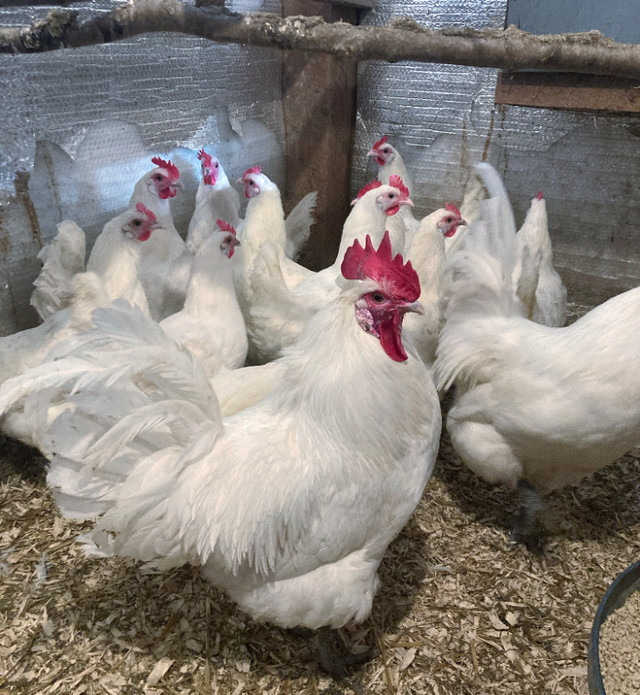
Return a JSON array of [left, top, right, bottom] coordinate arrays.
[[510, 479, 547, 554], [316, 626, 379, 680]]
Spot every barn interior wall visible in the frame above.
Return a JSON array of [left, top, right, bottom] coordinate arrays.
[[352, 1, 640, 318], [0, 0, 639, 336], [0, 1, 285, 335]]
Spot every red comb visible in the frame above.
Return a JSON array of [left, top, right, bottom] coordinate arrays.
[[445, 202, 462, 217], [536, 191, 544, 200], [356, 179, 383, 201], [216, 219, 237, 237], [242, 165, 262, 179], [372, 135, 388, 151], [389, 175, 410, 199], [197, 149, 213, 167], [341, 231, 420, 302], [151, 156, 180, 181], [135, 202, 157, 223]]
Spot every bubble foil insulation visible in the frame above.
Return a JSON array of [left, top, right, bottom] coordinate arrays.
[[1, 0, 640, 333], [0, 1, 284, 333], [353, 1, 640, 315]]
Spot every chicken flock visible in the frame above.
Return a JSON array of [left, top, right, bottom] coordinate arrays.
[[1, 136, 638, 679]]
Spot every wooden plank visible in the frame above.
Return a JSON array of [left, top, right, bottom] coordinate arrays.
[[495, 70, 640, 113], [281, 0, 358, 270]]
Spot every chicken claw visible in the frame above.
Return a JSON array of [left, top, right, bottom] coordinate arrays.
[[316, 627, 379, 681]]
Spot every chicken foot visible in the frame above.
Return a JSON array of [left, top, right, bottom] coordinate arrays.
[[509, 479, 547, 554], [316, 626, 379, 680]]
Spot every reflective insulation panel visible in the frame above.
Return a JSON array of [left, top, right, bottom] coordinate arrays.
[[352, 1, 640, 318], [0, 0, 284, 333]]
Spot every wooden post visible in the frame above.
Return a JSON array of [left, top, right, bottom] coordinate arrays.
[[281, 0, 364, 270]]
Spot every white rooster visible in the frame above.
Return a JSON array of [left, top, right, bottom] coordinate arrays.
[[160, 221, 247, 378], [434, 162, 640, 552], [185, 149, 241, 255], [0, 231, 441, 678], [129, 156, 193, 320], [242, 177, 414, 364]]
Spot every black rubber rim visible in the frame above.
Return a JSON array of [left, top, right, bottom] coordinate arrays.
[[588, 559, 640, 695]]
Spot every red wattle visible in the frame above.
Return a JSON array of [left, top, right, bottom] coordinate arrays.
[[378, 314, 408, 362]]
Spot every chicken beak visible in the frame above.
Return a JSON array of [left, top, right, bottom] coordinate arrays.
[[366, 148, 377, 158], [402, 300, 424, 315], [173, 180, 184, 190], [398, 198, 414, 208], [459, 218, 468, 226]]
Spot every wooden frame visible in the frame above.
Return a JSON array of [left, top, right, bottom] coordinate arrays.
[[495, 70, 640, 114]]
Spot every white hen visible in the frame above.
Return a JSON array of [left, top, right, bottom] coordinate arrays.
[[185, 149, 241, 255], [434, 162, 640, 552], [129, 156, 193, 320], [86, 202, 160, 317], [0, 203, 159, 447], [30, 220, 86, 321], [232, 166, 316, 352], [403, 205, 466, 369], [514, 191, 567, 327], [243, 177, 414, 363], [160, 222, 247, 378], [0, 231, 440, 677], [367, 135, 419, 248]]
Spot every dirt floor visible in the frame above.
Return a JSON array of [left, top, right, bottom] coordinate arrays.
[[1, 416, 639, 695]]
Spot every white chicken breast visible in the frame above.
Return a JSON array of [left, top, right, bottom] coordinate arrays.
[[160, 223, 247, 378]]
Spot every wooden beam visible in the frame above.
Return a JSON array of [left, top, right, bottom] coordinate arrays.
[[495, 70, 640, 113], [281, 0, 358, 270]]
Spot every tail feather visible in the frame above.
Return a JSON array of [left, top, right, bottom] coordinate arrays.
[[82, 399, 214, 468], [284, 191, 318, 260], [14, 304, 224, 545], [435, 163, 525, 393], [473, 163, 518, 276]]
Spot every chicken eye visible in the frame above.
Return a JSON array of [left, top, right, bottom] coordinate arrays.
[[445, 216, 453, 223], [154, 174, 163, 181], [133, 219, 141, 226], [371, 292, 385, 303], [382, 148, 390, 154]]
